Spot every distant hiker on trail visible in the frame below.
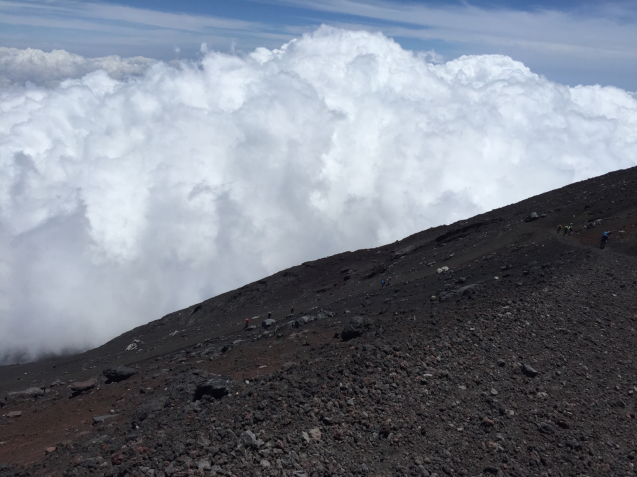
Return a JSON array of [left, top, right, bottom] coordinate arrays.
[[290, 306, 294, 314], [381, 279, 385, 289], [568, 225, 573, 236], [600, 231, 609, 249], [563, 225, 568, 236], [268, 311, 272, 320], [245, 318, 249, 329], [388, 277, 392, 286], [557, 225, 562, 234]]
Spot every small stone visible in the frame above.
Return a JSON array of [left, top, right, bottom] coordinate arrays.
[[260, 459, 271, 468], [111, 453, 123, 465], [482, 417, 494, 427], [45, 447, 56, 454], [521, 364, 539, 377], [301, 431, 310, 443], [490, 388, 498, 396], [6, 411, 22, 418], [93, 414, 118, 424], [241, 430, 259, 447], [483, 465, 499, 474], [308, 428, 322, 441]]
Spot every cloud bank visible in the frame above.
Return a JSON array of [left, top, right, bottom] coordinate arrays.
[[0, 47, 156, 88], [1, 26, 636, 363]]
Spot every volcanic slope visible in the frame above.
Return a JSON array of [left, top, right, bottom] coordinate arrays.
[[1, 166, 637, 477]]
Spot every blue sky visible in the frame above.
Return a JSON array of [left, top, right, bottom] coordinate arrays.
[[1, 0, 636, 88]]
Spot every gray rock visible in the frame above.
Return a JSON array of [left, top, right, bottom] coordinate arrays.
[[131, 395, 170, 427], [525, 212, 539, 222], [6, 386, 44, 402], [341, 316, 373, 341], [103, 366, 138, 383], [241, 430, 259, 447], [539, 421, 556, 434], [261, 319, 277, 329], [93, 414, 118, 424]]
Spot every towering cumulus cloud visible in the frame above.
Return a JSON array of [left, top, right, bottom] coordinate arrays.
[[1, 26, 636, 362]]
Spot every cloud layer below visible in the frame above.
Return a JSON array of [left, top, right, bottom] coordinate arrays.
[[1, 26, 636, 363]]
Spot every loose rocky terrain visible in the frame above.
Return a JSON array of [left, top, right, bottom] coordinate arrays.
[[1, 166, 636, 477]]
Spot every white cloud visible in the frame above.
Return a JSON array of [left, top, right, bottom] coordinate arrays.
[[0, 47, 156, 87], [1, 26, 636, 363]]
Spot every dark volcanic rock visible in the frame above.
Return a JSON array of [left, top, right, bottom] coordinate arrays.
[[341, 316, 372, 341], [131, 395, 170, 427], [521, 363, 539, 377], [193, 376, 234, 401], [103, 365, 137, 383]]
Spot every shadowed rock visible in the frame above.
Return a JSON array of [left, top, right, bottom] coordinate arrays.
[[522, 363, 539, 377], [341, 316, 373, 341], [193, 376, 234, 401], [103, 366, 138, 383]]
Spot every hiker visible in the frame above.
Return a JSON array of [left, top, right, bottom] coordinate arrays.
[[267, 311, 272, 320], [381, 279, 385, 289], [563, 225, 568, 236], [600, 231, 609, 249], [568, 225, 573, 236], [290, 306, 294, 314], [388, 277, 392, 286], [244, 318, 249, 329], [557, 224, 562, 234]]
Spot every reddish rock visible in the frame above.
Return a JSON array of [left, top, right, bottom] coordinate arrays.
[[111, 453, 122, 465], [70, 379, 97, 396], [137, 446, 151, 455]]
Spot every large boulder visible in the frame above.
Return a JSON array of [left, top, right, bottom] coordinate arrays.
[[103, 366, 138, 383], [193, 376, 234, 401], [341, 316, 373, 341]]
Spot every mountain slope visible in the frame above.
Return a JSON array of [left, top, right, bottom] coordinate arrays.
[[1, 166, 636, 476]]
